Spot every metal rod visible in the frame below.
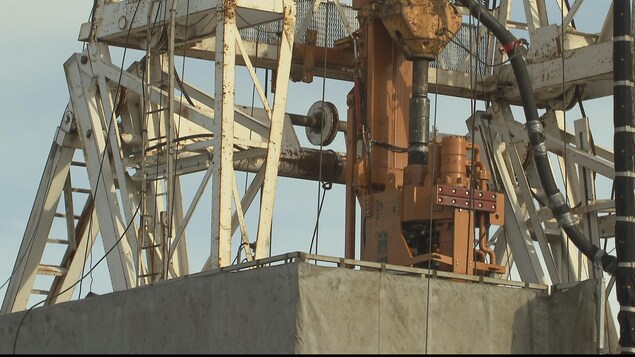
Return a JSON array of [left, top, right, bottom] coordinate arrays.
[[408, 59, 430, 165], [287, 113, 347, 132], [165, 0, 180, 280]]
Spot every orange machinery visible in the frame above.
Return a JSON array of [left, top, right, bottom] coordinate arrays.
[[343, 0, 505, 275]]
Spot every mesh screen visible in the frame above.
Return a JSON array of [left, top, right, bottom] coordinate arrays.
[[239, 0, 492, 76]]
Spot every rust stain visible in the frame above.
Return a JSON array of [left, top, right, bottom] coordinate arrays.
[[89, 0, 104, 43], [224, 0, 236, 20]]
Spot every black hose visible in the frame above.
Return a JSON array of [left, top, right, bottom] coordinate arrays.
[[456, 0, 617, 274]]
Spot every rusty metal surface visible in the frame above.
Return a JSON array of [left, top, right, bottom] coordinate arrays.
[[378, 0, 462, 60], [361, 180, 413, 266], [302, 29, 317, 82], [439, 135, 470, 186], [436, 185, 499, 213], [234, 148, 346, 184], [36, 265, 68, 277], [358, 18, 409, 188]]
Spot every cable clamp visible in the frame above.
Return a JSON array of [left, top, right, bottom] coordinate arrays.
[[614, 80, 634, 87], [499, 38, 528, 54], [621, 306, 635, 313], [622, 347, 635, 353], [615, 126, 635, 133], [617, 262, 635, 268], [614, 35, 633, 42], [616, 171, 635, 178], [616, 216, 635, 223]]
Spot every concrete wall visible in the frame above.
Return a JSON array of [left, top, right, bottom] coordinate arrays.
[[295, 264, 610, 353], [0, 262, 612, 354], [0, 264, 298, 354]]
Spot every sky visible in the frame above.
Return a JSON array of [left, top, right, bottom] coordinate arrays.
[[0, 0, 620, 325]]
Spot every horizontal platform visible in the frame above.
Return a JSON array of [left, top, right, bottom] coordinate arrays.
[[0, 252, 617, 353]]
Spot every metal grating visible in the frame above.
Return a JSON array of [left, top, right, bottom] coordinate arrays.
[[431, 23, 492, 76], [295, 0, 359, 47], [239, 0, 358, 47], [239, 0, 492, 76]]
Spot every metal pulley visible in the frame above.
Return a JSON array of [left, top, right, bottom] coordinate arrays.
[[305, 101, 339, 146]]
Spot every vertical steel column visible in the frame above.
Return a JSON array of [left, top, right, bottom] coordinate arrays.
[[613, 0, 635, 352], [211, 0, 237, 268], [165, 0, 179, 278], [345, 90, 357, 260]]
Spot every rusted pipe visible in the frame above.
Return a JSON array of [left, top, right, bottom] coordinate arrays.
[[478, 213, 496, 264], [233, 148, 346, 184], [472, 142, 493, 264], [475, 245, 486, 263], [140, 148, 346, 184]]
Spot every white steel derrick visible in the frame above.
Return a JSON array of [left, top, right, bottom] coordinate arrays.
[[1, 0, 295, 312]]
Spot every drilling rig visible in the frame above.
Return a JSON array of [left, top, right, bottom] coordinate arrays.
[[0, 0, 631, 354], [345, 0, 505, 276]]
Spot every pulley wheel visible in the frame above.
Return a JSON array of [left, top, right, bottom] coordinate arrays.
[[305, 101, 339, 146]]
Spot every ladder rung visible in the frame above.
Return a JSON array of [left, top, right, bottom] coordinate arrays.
[[37, 264, 68, 276], [71, 161, 86, 167], [71, 188, 92, 194], [31, 289, 50, 296], [138, 272, 161, 278], [146, 107, 168, 115], [142, 244, 162, 249], [46, 238, 69, 245], [54, 212, 81, 220], [148, 136, 166, 142]]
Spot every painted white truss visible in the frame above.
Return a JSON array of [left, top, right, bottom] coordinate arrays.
[[1, 0, 299, 313]]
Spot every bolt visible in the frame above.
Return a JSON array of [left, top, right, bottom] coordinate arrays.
[[86, 129, 92, 138], [118, 16, 128, 30], [80, 55, 88, 64]]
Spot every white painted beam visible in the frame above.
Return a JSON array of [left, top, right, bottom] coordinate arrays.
[[255, 0, 296, 260], [211, 0, 238, 268]]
